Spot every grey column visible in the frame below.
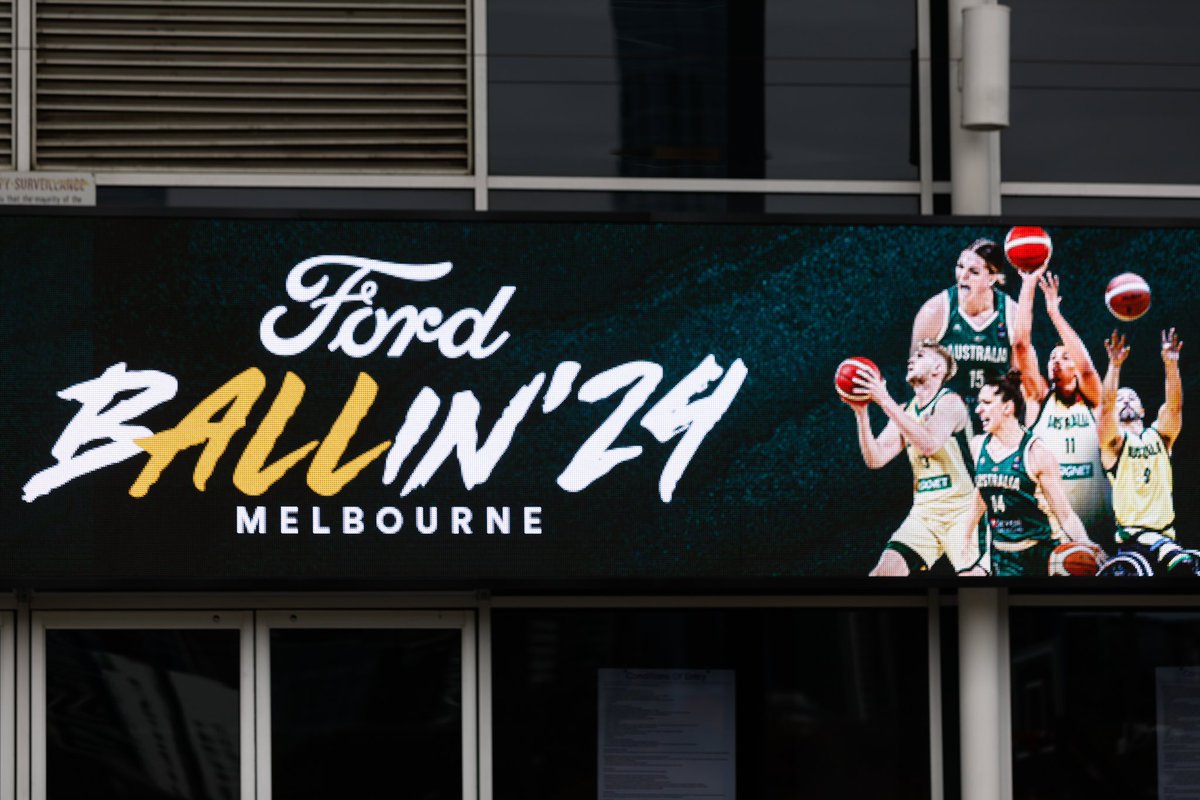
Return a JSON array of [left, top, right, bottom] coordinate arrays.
[[958, 587, 1007, 800], [949, 0, 1003, 214]]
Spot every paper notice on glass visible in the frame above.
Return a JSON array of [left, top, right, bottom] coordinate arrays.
[[1157, 666, 1200, 800], [597, 668, 735, 800]]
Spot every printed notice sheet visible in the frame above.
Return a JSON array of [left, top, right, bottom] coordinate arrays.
[[1157, 666, 1200, 800], [597, 669, 735, 800]]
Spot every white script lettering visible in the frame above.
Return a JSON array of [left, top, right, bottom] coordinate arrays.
[[259, 255, 514, 360]]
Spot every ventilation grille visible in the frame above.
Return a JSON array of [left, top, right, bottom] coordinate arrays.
[[0, 2, 11, 167], [34, 0, 470, 173]]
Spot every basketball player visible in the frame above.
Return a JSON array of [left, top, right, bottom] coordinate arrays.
[[1096, 330, 1197, 575], [846, 340, 981, 575], [1011, 265, 1113, 537], [971, 371, 1105, 577], [911, 238, 1020, 426]]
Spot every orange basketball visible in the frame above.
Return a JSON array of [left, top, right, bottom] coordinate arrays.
[[835, 357, 880, 403], [1005, 226, 1053, 272], [1048, 542, 1104, 577], [1105, 273, 1151, 322]]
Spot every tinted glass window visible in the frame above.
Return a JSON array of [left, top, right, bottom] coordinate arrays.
[[1010, 608, 1200, 800], [489, 0, 918, 180], [1003, 195, 1200, 219], [269, 627, 462, 800], [1004, 0, 1200, 184], [764, 1, 918, 180], [45, 629, 241, 800], [493, 607, 931, 800]]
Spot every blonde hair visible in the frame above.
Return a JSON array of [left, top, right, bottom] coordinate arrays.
[[918, 339, 958, 383]]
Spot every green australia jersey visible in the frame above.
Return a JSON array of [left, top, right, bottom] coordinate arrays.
[[974, 431, 1053, 546], [937, 285, 1013, 426]]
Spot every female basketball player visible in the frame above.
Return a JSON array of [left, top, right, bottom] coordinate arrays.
[[911, 238, 1020, 426], [971, 371, 1105, 576], [1011, 264, 1112, 537]]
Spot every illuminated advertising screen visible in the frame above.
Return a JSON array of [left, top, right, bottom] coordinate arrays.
[[2, 215, 1196, 587]]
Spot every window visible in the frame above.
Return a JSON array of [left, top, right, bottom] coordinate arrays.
[[255, 610, 475, 800], [1010, 607, 1200, 800], [489, 0, 918, 180], [1003, 0, 1200, 184], [491, 606, 932, 800], [33, 612, 250, 800], [30, 607, 477, 800]]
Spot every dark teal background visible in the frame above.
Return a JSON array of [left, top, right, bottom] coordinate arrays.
[[1, 217, 1196, 586]]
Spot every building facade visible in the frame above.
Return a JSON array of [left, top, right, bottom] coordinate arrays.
[[1, 2, 1199, 800]]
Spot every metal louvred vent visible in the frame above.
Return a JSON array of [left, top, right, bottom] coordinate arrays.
[[34, 0, 470, 173], [0, 2, 11, 167]]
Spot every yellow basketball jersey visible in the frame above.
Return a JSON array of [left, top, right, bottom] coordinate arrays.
[[1108, 427, 1175, 531], [904, 389, 975, 512]]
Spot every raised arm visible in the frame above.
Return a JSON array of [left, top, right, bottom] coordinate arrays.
[[1041, 272, 1102, 404], [1012, 264, 1050, 403], [1030, 439, 1096, 545], [911, 293, 948, 357], [1098, 331, 1129, 468], [854, 370, 966, 456], [1155, 328, 1183, 448]]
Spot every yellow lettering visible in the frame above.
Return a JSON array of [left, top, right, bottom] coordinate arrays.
[[233, 372, 319, 496], [307, 372, 391, 496], [130, 368, 266, 497]]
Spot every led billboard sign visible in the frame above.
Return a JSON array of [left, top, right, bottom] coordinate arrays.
[[2, 217, 1196, 586]]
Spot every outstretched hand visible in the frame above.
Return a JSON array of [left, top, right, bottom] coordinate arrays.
[[1105, 330, 1130, 368], [1019, 261, 1050, 285], [1162, 328, 1184, 363], [1039, 271, 1063, 315]]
